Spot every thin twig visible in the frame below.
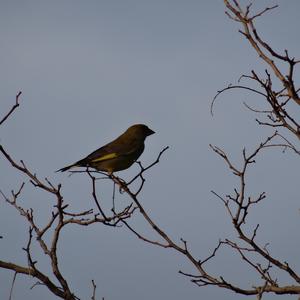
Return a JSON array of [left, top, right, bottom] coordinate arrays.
[[9, 272, 17, 300], [0, 91, 22, 126]]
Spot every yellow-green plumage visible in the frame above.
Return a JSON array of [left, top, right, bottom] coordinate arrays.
[[57, 124, 155, 173]]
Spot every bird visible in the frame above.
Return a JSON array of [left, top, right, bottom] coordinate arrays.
[[56, 124, 155, 174]]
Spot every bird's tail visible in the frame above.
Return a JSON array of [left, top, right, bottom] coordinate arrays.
[[56, 164, 75, 172]]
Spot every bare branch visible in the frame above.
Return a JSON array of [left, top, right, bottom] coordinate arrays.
[[91, 280, 97, 300], [211, 84, 267, 116], [9, 272, 17, 300], [0, 91, 22, 126], [127, 146, 169, 186], [224, 0, 300, 106]]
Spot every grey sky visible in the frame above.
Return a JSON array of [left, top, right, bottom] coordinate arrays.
[[1, 1, 300, 299]]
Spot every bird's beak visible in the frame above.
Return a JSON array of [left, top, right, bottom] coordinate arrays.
[[147, 128, 155, 136]]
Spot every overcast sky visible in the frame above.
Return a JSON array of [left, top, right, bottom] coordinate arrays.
[[1, 1, 300, 300]]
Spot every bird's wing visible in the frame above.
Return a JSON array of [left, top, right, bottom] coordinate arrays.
[[78, 138, 142, 165], [90, 152, 118, 163]]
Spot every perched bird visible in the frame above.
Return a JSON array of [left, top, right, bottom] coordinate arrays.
[[57, 124, 155, 173]]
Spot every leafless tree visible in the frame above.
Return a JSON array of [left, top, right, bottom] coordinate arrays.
[[0, 93, 137, 300], [0, 91, 168, 299], [1, 1, 299, 300], [109, 1, 300, 298]]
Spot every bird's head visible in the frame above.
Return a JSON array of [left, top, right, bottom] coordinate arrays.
[[126, 124, 155, 140]]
